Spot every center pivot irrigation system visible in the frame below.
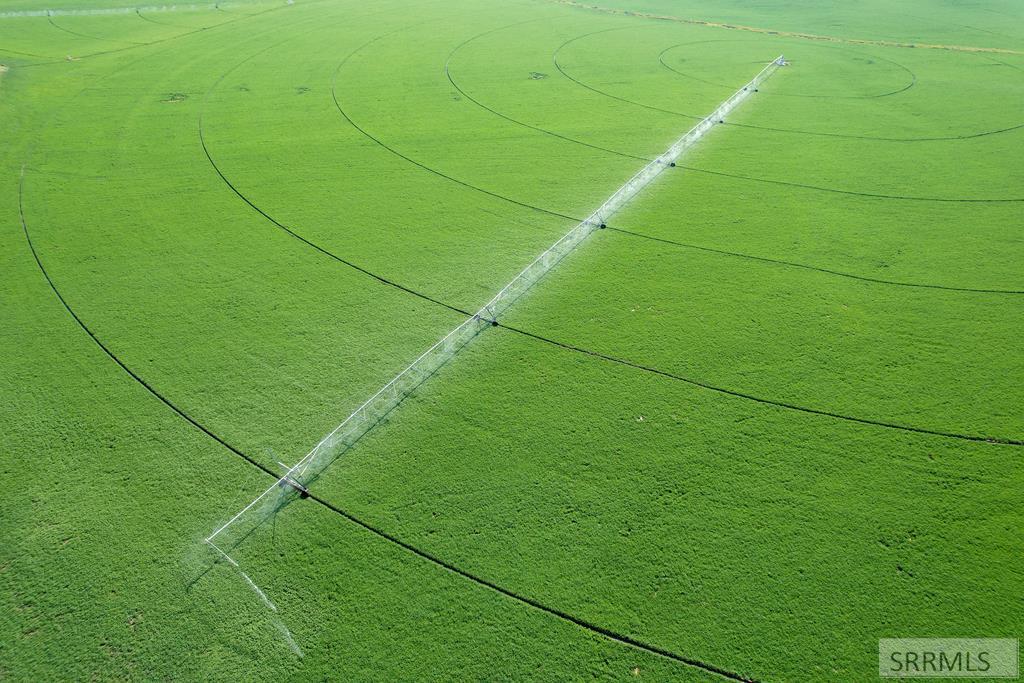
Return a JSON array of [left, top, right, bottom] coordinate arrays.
[[205, 54, 785, 562]]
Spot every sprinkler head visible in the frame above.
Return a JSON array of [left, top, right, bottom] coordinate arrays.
[[669, 162, 676, 167], [599, 223, 607, 229], [491, 320, 498, 327]]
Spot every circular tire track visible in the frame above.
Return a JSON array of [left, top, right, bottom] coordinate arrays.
[[552, 25, 703, 119], [20, 2, 304, 67], [678, 164, 1024, 203], [605, 226, 1024, 294], [445, 18, 649, 161], [330, 18, 581, 223], [46, 13, 145, 45], [0, 46, 55, 59], [663, 43, 1024, 142], [135, 7, 191, 29], [658, 39, 917, 99]]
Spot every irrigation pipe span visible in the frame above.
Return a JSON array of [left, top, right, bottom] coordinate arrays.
[[205, 54, 785, 558]]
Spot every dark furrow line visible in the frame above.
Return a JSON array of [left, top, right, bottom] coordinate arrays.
[[135, 8, 166, 26], [498, 324, 1024, 446], [197, 3, 473, 318], [448, 21, 965, 165], [333, 29, 1009, 442], [17, 175, 756, 683], [444, 18, 650, 162], [198, 125, 474, 318], [551, 26, 702, 119], [46, 14, 144, 45], [716, 50, 1024, 142], [21, 2, 300, 68], [657, 39, 918, 101], [135, 7, 187, 29], [769, 75, 916, 99], [559, 28, 1024, 143], [326, 78, 1024, 291], [987, 55, 1023, 72], [0, 46, 53, 59], [726, 119, 1024, 142], [679, 165, 1024, 203], [330, 32, 581, 223], [18, 170, 279, 480], [605, 227, 1024, 294], [304, 488, 759, 682], [13, 2, 367, 480]]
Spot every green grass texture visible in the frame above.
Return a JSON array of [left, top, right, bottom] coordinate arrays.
[[2, 0, 1021, 680]]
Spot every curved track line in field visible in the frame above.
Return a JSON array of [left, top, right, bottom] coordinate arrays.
[[0, 47, 53, 59], [658, 41, 1024, 142], [726, 118, 1024, 143], [198, 128, 473, 319], [329, 23, 581, 223], [988, 56, 1024, 72], [17, 183, 759, 683], [18, 172, 281, 480], [340, 24, 1024, 224], [299, 491, 760, 683], [552, 26, 701, 118], [658, 39, 917, 100], [198, 5, 479, 321], [605, 227, 1024, 294], [444, 18, 649, 162], [499, 324, 1024, 446], [136, 7, 189, 29], [12, 7, 335, 475], [679, 165, 1024, 203], [46, 14, 145, 45], [557, 28, 1024, 143], [20, 2, 299, 67]]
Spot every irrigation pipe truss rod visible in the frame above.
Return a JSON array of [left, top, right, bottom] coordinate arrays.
[[206, 539, 239, 567], [206, 54, 784, 547], [295, 316, 484, 474]]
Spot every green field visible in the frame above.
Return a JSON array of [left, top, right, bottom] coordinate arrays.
[[2, 0, 1022, 680]]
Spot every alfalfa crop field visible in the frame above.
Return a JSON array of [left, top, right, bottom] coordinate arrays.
[[1, 0, 1022, 679]]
